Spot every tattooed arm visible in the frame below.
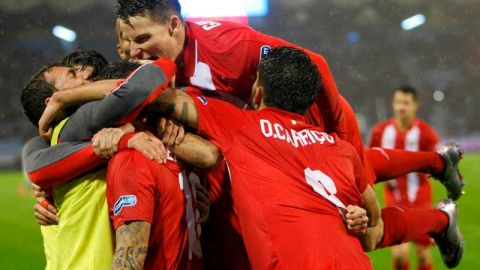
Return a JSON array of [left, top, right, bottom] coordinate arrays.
[[112, 221, 151, 270], [156, 87, 247, 146], [157, 88, 200, 129]]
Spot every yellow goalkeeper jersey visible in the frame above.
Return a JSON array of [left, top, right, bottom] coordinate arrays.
[[40, 118, 113, 269]]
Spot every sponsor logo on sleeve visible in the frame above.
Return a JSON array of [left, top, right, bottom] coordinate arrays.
[[113, 195, 137, 216], [260, 45, 271, 59], [197, 96, 208, 105]]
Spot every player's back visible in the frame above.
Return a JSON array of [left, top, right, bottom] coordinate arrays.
[[221, 108, 371, 269]]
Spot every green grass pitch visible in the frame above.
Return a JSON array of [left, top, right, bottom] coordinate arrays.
[[0, 154, 478, 269]]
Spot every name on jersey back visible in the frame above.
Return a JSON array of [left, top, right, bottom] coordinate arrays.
[[260, 119, 335, 148]]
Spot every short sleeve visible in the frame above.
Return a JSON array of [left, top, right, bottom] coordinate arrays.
[[107, 150, 156, 229], [190, 92, 247, 149], [351, 144, 369, 194]]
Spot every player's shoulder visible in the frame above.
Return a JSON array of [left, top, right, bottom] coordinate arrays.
[[371, 119, 393, 133], [416, 119, 439, 139], [324, 133, 354, 152], [416, 118, 435, 130], [186, 20, 254, 39], [416, 119, 437, 134]]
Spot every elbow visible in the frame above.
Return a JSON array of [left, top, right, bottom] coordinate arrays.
[[199, 147, 222, 170], [361, 238, 377, 252]]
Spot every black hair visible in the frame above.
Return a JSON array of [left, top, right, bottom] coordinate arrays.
[[258, 47, 320, 115], [20, 64, 60, 127], [395, 85, 418, 101], [93, 61, 140, 81], [62, 50, 108, 79], [116, 0, 182, 22]]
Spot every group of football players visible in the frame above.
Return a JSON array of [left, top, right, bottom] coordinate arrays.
[[20, 0, 465, 269]]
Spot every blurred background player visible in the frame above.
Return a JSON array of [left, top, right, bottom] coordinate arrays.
[[369, 86, 439, 270]]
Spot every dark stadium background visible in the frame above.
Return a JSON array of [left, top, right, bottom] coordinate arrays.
[[0, 0, 478, 269]]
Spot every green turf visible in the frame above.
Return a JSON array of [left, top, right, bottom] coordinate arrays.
[[0, 154, 478, 269], [368, 153, 480, 269], [0, 171, 45, 269]]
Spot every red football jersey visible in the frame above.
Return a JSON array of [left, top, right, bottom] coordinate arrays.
[[191, 93, 371, 270], [369, 119, 439, 206], [106, 149, 202, 270], [176, 21, 344, 137]]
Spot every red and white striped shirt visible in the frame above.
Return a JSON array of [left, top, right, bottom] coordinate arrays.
[[369, 118, 439, 205]]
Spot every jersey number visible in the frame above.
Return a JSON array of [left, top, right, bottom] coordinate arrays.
[[304, 168, 346, 208], [196, 21, 222, 31]]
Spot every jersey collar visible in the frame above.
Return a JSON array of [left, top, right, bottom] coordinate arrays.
[[178, 22, 196, 80], [260, 107, 306, 121]]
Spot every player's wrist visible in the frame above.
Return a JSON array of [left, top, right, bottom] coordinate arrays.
[[118, 132, 136, 151], [120, 123, 135, 134], [49, 92, 67, 109]]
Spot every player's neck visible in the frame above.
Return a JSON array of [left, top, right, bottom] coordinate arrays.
[[395, 116, 415, 131]]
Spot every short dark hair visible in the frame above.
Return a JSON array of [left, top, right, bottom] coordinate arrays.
[[395, 85, 418, 101], [93, 61, 140, 81], [116, 0, 182, 22], [62, 50, 108, 79], [21, 64, 60, 126], [258, 47, 320, 115]]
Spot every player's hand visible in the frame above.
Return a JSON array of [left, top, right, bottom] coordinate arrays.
[[32, 183, 51, 198], [92, 124, 135, 159], [129, 59, 154, 65], [128, 131, 168, 164], [346, 205, 369, 235], [34, 197, 59, 226], [38, 93, 65, 141], [157, 117, 185, 149], [195, 183, 210, 224]]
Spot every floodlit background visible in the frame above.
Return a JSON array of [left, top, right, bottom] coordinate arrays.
[[0, 0, 478, 269]]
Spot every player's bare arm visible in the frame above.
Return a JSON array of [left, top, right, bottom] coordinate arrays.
[[172, 133, 221, 169], [94, 124, 219, 169], [362, 185, 381, 227], [350, 185, 383, 251], [156, 88, 200, 129], [112, 221, 150, 270], [359, 218, 385, 252]]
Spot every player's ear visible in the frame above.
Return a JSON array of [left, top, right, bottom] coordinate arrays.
[[44, 97, 51, 105], [253, 86, 264, 107], [169, 15, 182, 36], [414, 100, 420, 111]]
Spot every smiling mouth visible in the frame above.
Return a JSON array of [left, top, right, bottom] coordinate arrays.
[[148, 56, 159, 60]]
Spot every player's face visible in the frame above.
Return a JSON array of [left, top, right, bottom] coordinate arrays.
[[72, 65, 94, 81], [120, 15, 184, 62], [116, 19, 131, 60], [44, 66, 92, 91], [392, 91, 418, 121]]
